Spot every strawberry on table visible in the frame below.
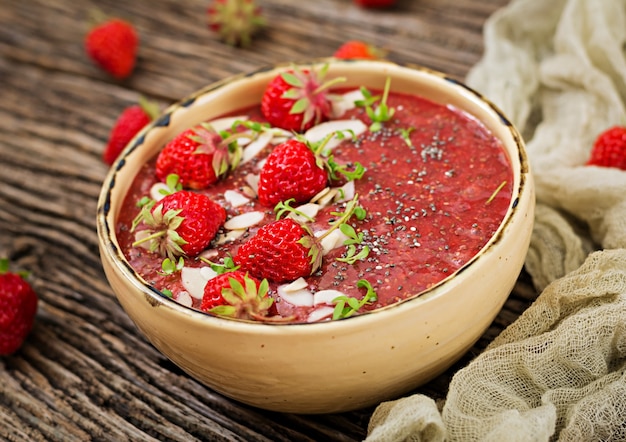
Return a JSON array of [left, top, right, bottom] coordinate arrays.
[[102, 97, 159, 165], [261, 65, 346, 132], [354, 0, 396, 8], [133, 190, 226, 259], [207, 0, 266, 47], [333, 40, 386, 60], [0, 258, 38, 356], [200, 270, 274, 321], [155, 124, 235, 190], [85, 17, 138, 79], [257, 139, 328, 207], [235, 218, 322, 283], [586, 126, 626, 170]]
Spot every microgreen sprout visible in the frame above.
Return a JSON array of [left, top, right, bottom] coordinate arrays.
[[274, 198, 315, 222], [400, 127, 415, 148], [486, 181, 507, 205], [332, 279, 378, 320], [161, 288, 174, 298], [200, 255, 239, 274], [297, 131, 366, 183], [336, 223, 370, 264], [159, 256, 184, 275], [356, 77, 395, 132]]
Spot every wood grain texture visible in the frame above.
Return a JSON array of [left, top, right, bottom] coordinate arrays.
[[0, 0, 526, 440]]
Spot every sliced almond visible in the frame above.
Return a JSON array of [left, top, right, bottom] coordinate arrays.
[[133, 230, 152, 250], [240, 185, 257, 199], [335, 180, 355, 203], [317, 188, 339, 208], [277, 284, 314, 307], [175, 291, 194, 307], [288, 203, 320, 223], [319, 229, 351, 255], [181, 266, 216, 299], [245, 173, 260, 194], [282, 277, 308, 292], [215, 228, 247, 245], [269, 128, 293, 144], [224, 211, 265, 230], [314, 289, 346, 305], [224, 189, 251, 208], [242, 131, 273, 164], [306, 306, 335, 323], [331, 89, 367, 117], [304, 119, 367, 152], [149, 182, 171, 202]]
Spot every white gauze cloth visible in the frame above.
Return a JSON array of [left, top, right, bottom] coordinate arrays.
[[366, 0, 626, 440]]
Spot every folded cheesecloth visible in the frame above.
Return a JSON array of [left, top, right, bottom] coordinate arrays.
[[366, 0, 626, 440]]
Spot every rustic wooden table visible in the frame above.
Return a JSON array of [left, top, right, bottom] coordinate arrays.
[[0, 0, 538, 440]]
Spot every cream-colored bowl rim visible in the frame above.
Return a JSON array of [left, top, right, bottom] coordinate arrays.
[[96, 58, 530, 333]]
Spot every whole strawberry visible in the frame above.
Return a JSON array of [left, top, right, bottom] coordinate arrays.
[[235, 218, 322, 282], [261, 65, 345, 132], [586, 126, 626, 170], [354, 0, 396, 7], [103, 97, 159, 165], [207, 0, 266, 47], [134, 190, 226, 259], [85, 18, 138, 79], [200, 270, 275, 320], [156, 124, 232, 190], [333, 41, 386, 60], [257, 139, 328, 207], [0, 259, 38, 355]]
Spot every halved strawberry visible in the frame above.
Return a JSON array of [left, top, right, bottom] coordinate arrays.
[[260, 65, 345, 132], [257, 139, 328, 207], [200, 270, 275, 321], [133, 190, 226, 259], [155, 124, 234, 190], [235, 218, 322, 282]]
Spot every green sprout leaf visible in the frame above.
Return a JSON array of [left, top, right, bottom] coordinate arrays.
[[332, 279, 378, 320]]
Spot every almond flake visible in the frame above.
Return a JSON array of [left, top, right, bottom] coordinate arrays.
[[314, 289, 346, 305], [134, 230, 152, 250], [317, 188, 339, 208], [241, 185, 257, 198], [282, 277, 308, 292], [175, 291, 194, 307], [306, 306, 335, 323], [288, 203, 320, 223], [242, 131, 273, 163], [215, 228, 247, 245], [310, 187, 331, 204], [304, 119, 367, 152], [331, 89, 367, 117], [224, 189, 251, 208], [335, 180, 355, 202], [181, 266, 216, 299], [224, 211, 265, 230], [149, 182, 170, 202], [277, 284, 314, 307], [319, 229, 350, 255], [245, 174, 260, 194]]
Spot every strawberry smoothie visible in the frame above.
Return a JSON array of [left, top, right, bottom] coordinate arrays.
[[116, 87, 513, 323]]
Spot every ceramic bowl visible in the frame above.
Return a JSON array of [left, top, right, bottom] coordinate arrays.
[[96, 59, 534, 414]]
